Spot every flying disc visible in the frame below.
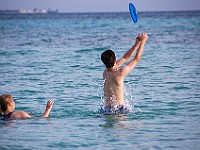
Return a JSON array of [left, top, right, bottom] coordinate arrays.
[[129, 3, 138, 23]]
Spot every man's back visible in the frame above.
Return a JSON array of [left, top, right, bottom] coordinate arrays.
[[103, 69, 124, 106]]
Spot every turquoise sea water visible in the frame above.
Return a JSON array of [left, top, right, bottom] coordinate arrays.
[[0, 11, 200, 149]]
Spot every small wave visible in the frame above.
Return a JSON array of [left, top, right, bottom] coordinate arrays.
[[17, 42, 33, 46], [41, 38, 52, 42], [173, 86, 190, 90], [76, 47, 109, 53]]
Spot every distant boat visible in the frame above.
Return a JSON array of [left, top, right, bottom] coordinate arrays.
[[47, 9, 59, 14], [0, 9, 20, 14], [0, 9, 59, 14]]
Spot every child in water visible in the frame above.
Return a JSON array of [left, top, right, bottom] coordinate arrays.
[[100, 32, 148, 114], [0, 94, 54, 120]]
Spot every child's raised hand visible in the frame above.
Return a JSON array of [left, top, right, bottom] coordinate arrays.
[[46, 99, 54, 111]]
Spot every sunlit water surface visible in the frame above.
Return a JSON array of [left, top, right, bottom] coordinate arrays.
[[0, 11, 200, 149]]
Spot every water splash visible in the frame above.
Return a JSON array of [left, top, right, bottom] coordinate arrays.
[[98, 81, 136, 114], [124, 82, 134, 112]]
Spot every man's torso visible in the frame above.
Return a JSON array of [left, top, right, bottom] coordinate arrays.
[[103, 69, 125, 106]]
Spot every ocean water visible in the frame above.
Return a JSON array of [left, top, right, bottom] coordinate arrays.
[[0, 11, 200, 149]]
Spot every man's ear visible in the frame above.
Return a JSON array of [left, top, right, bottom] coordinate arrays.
[[114, 57, 116, 63]]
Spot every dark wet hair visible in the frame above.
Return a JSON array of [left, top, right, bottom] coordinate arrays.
[[101, 49, 116, 68], [0, 94, 13, 116]]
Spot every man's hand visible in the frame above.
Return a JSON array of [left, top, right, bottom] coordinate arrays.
[[135, 34, 141, 44], [141, 32, 148, 43]]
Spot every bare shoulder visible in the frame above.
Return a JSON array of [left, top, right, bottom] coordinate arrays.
[[12, 111, 33, 118], [117, 65, 132, 77]]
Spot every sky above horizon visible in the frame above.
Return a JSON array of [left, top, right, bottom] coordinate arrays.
[[0, 0, 200, 12]]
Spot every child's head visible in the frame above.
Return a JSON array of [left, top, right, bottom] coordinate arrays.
[[0, 94, 15, 115], [101, 50, 116, 68]]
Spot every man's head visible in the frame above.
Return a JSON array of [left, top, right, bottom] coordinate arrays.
[[101, 50, 116, 68]]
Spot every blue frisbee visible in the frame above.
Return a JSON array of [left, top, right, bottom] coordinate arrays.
[[129, 3, 138, 23]]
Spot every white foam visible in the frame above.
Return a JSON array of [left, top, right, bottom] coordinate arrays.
[[98, 82, 136, 114]]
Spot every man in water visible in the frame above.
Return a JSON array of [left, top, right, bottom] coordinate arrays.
[[101, 32, 148, 113]]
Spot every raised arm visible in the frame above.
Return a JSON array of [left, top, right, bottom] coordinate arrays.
[[39, 99, 54, 118], [116, 34, 141, 68], [118, 32, 148, 76], [12, 99, 54, 118]]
